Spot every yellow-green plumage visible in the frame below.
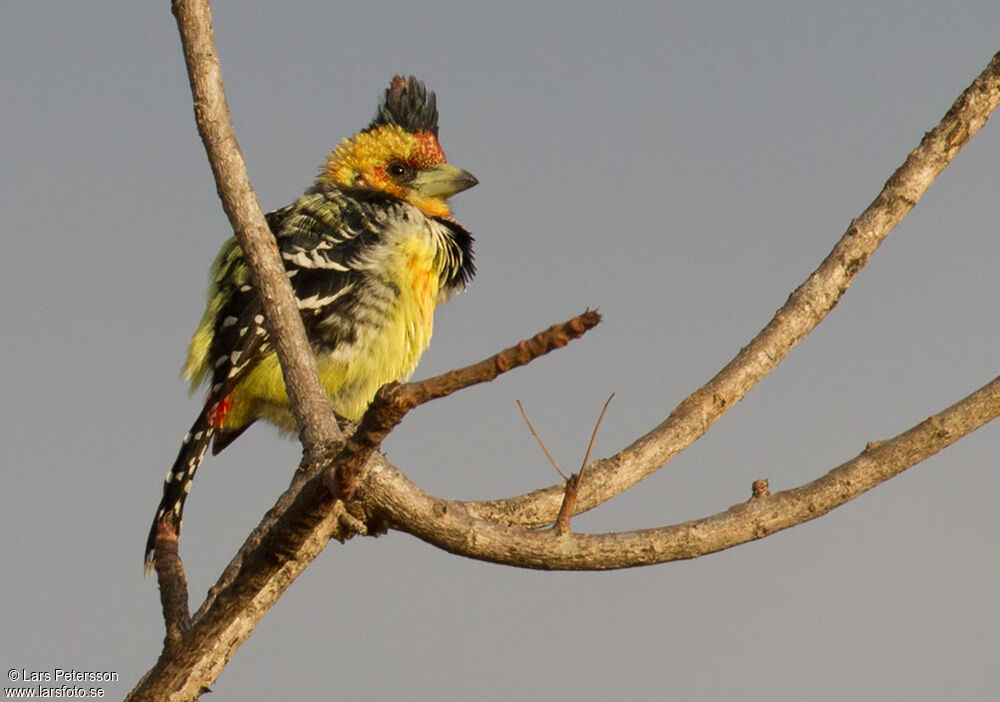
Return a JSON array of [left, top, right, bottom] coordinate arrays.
[[182, 237, 247, 389]]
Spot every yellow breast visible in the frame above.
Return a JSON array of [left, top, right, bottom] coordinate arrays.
[[223, 224, 445, 428]]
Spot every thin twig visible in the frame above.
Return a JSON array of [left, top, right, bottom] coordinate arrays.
[[402, 310, 601, 406], [579, 393, 614, 473], [517, 400, 566, 480]]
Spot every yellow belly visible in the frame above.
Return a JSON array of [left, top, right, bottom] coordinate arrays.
[[221, 235, 441, 428]]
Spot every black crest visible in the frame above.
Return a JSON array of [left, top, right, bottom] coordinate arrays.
[[368, 75, 439, 137]]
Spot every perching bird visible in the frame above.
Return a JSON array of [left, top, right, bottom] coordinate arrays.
[[145, 76, 476, 571]]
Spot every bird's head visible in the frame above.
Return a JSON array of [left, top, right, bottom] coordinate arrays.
[[319, 76, 477, 218]]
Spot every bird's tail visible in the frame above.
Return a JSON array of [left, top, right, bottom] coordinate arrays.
[[144, 413, 215, 574]]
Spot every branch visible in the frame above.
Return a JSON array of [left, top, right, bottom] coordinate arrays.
[[132, 361, 1000, 700], [169, 0, 341, 452], [464, 50, 1000, 529], [366, 374, 1000, 568], [130, 2, 344, 697], [128, 313, 599, 701]]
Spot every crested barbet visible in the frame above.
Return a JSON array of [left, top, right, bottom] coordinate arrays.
[[145, 76, 476, 571]]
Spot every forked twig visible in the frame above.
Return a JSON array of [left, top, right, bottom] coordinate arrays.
[[555, 393, 614, 535]]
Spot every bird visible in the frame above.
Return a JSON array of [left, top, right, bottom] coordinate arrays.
[[145, 76, 477, 572]]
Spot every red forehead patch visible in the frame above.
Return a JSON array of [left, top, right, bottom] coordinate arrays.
[[414, 132, 446, 165]]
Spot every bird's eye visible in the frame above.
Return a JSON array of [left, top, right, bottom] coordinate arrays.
[[386, 161, 413, 180]]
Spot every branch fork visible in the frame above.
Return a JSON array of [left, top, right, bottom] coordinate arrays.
[[518, 393, 615, 535]]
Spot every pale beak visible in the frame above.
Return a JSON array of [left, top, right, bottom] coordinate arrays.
[[412, 163, 479, 199]]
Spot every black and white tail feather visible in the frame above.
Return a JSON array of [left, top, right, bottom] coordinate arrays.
[[144, 414, 214, 573]]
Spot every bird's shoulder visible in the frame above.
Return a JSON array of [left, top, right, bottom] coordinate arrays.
[[272, 189, 418, 254]]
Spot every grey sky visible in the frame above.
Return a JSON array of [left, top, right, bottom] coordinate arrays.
[[2, 3, 998, 700]]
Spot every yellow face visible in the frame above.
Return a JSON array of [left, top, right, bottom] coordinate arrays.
[[320, 125, 476, 218]]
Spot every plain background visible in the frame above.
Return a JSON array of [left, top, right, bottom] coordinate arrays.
[[2, 3, 998, 700]]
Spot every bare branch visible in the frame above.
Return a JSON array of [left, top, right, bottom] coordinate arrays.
[[168, 0, 341, 453], [131, 1, 343, 697], [132, 368, 1000, 700], [368, 373, 1000, 568], [465, 50, 1000, 529], [129, 312, 600, 701], [397, 311, 601, 407]]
